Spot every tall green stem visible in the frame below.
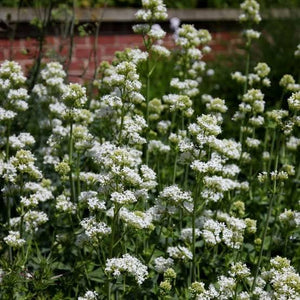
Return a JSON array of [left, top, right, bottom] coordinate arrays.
[[251, 179, 277, 293], [145, 57, 151, 166], [69, 118, 76, 202]]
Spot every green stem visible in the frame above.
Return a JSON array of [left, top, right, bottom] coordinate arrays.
[[251, 180, 277, 293], [145, 56, 151, 166], [5, 120, 11, 161], [243, 43, 251, 95], [69, 118, 76, 202], [191, 179, 201, 282], [118, 103, 126, 145], [172, 151, 178, 184], [76, 151, 81, 198], [268, 129, 277, 174]]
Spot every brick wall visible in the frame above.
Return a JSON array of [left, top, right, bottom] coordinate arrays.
[[0, 31, 241, 83]]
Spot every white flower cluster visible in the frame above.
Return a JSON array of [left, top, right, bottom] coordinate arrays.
[[62, 83, 87, 108], [4, 230, 26, 248], [110, 190, 137, 205], [148, 140, 170, 154], [288, 92, 300, 112], [253, 256, 300, 299], [159, 185, 192, 205], [119, 207, 154, 230], [0, 149, 42, 182], [56, 194, 77, 214], [200, 211, 247, 249], [80, 216, 111, 244], [21, 181, 53, 208], [280, 74, 300, 93], [40, 61, 66, 89], [170, 78, 199, 97], [279, 209, 300, 228], [79, 191, 106, 211], [153, 256, 174, 273], [23, 210, 49, 231], [233, 62, 271, 88], [7, 132, 35, 150], [239, 0, 261, 23], [105, 253, 148, 284], [119, 115, 148, 145], [167, 246, 193, 261], [0, 61, 28, 126], [233, 88, 265, 127], [78, 290, 98, 300], [135, 0, 167, 22], [0, 60, 26, 91], [176, 25, 211, 49]]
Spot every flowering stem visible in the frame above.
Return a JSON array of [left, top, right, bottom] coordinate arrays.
[[5, 120, 11, 161], [69, 118, 76, 202], [267, 129, 277, 174], [145, 55, 151, 166], [118, 103, 126, 145], [251, 178, 277, 293], [172, 151, 178, 184], [76, 151, 81, 198], [191, 179, 201, 282], [5, 120, 12, 262], [243, 43, 251, 95]]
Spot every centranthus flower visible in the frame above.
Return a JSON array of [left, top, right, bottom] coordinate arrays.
[[159, 185, 192, 205], [78, 291, 98, 300], [80, 217, 111, 243], [105, 254, 148, 284], [110, 190, 137, 205], [260, 256, 300, 299], [23, 210, 48, 231], [167, 246, 193, 261], [239, 0, 261, 23], [153, 257, 174, 273], [4, 231, 26, 248], [119, 207, 154, 230], [62, 83, 87, 108], [135, 0, 168, 22]]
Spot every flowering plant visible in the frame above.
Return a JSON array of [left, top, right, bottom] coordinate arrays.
[[0, 0, 299, 299]]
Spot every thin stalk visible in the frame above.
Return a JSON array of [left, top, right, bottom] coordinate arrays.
[[5, 120, 12, 261], [5, 120, 11, 161], [251, 179, 277, 293], [118, 103, 126, 144], [243, 44, 251, 95], [191, 179, 201, 282], [76, 151, 81, 198], [172, 151, 178, 184], [69, 118, 76, 202], [29, 3, 53, 92], [267, 129, 277, 174], [145, 56, 151, 165], [65, 0, 76, 75], [146, 225, 164, 265]]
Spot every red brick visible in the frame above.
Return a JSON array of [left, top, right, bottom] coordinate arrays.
[[115, 34, 143, 45], [102, 44, 126, 57], [74, 36, 89, 45], [210, 42, 228, 52], [0, 39, 12, 48], [75, 47, 93, 59], [12, 48, 35, 60], [45, 36, 60, 46], [23, 38, 39, 49], [98, 35, 116, 45]]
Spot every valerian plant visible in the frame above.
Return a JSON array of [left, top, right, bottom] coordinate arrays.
[[0, 0, 299, 299]]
